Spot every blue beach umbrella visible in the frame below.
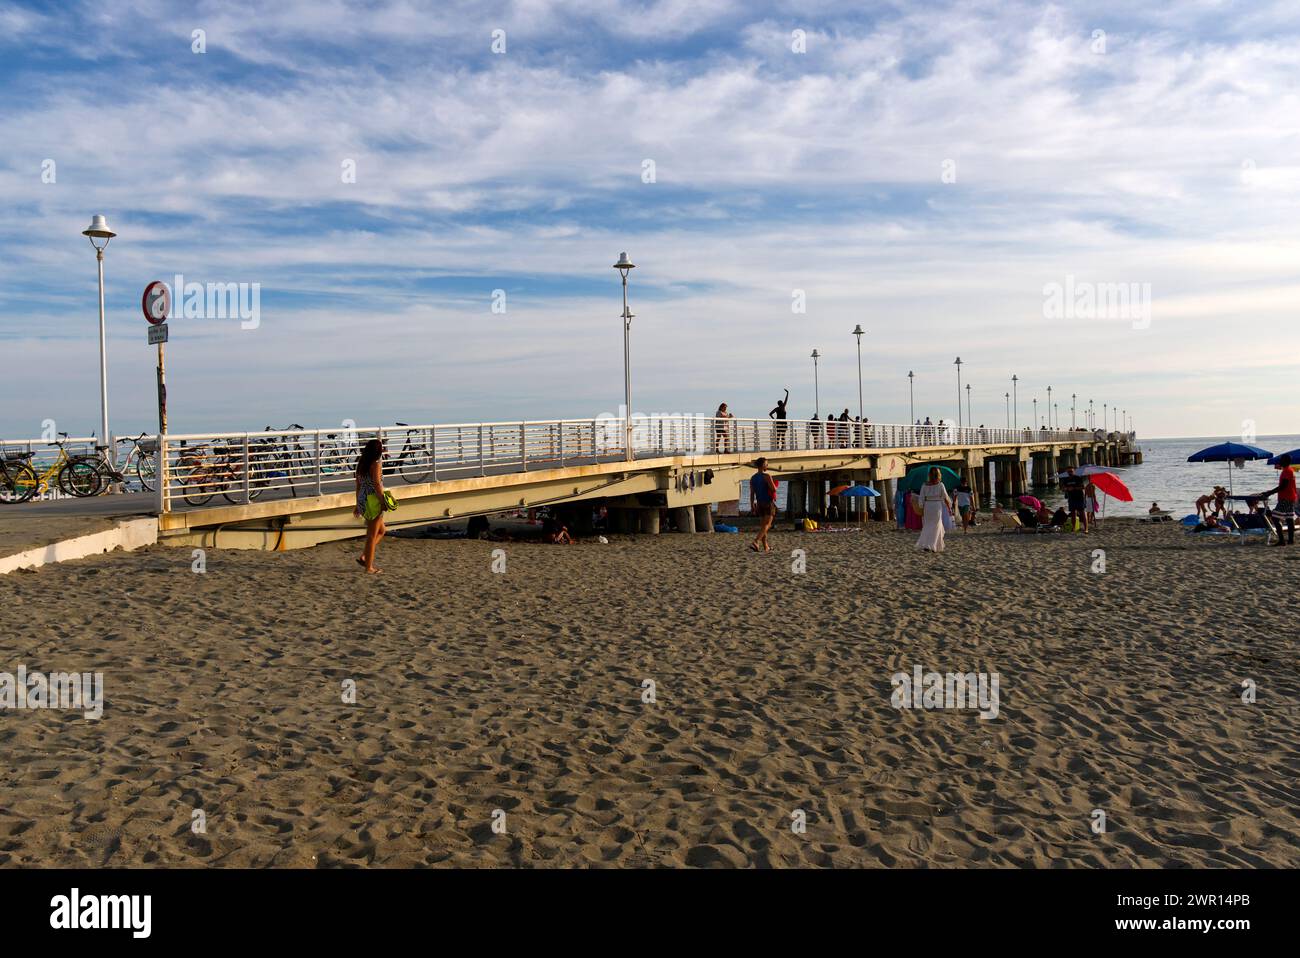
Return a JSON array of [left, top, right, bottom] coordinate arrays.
[[1266, 448, 1300, 466], [1187, 441, 1273, 494], [836, 484, 880, 497]]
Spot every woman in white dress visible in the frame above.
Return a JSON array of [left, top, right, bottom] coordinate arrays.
[[916, 467, 952, 553]]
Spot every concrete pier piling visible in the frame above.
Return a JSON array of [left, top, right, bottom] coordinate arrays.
[[693, 503, 713, 532], [671, 506, 696, 533], [641, 509, 661, 535]]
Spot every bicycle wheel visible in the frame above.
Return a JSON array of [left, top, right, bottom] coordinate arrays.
[[59, 458, 103, 497], [400, 447, 432, 483], [135, 451, 157, 492], [0, 462, 39, 503], [178, 465, 215, 506]]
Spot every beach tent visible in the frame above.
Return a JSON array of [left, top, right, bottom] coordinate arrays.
[[1187, 442, 1273, 495], [899, 465, 961, 493]]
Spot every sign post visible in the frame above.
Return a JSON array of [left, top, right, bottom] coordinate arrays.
[[142, 281, 170, 436]]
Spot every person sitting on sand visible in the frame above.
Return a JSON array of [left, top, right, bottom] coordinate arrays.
[[1035, 505, 1053, 527], [1148, 502, 1162, 515], [353, 438, 390, 573], [1051, 506, 1068, 527]]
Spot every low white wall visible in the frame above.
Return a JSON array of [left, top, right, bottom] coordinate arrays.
[[0, 517, 159, 574]]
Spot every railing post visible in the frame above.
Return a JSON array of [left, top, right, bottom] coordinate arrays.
[[521, 422, 528, 471], [479, 425, 486, 477], [155, 433, 167, 514], [558, 422, 565, 467], [242, 435, 251, 503], [430, 427, 439, 482], [315, 430, 323, 497]]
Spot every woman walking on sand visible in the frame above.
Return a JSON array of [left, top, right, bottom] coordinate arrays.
[[749, 457, 778, 553], [916, 467, 952, 553], [354, 438, 390, 572]]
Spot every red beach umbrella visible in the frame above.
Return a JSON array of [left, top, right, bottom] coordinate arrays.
[[1089, 472, 1132, 502]]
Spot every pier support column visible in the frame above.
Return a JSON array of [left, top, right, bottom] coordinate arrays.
[[881, 478, 897, 525], [608, 507, 632, 534], [693, 503, 713, 533], [640, 509, 660, 535], [671, 506, 696, 533], [787, 479, 805, 519]]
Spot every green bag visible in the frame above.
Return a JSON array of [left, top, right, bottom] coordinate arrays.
[[363, 490, 397, 521]]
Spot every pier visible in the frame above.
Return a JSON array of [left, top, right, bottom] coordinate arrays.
[[2, 418, 1138, 554], [51, 417, 1137, 551]]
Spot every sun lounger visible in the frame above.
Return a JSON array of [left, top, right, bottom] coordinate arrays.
[[1140, 510, 1173, 523], [997, 513, 1023, 532]]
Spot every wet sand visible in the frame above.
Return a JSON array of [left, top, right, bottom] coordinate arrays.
[[1, 517, 1297, 867]]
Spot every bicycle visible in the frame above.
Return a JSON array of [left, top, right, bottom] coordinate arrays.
[[391, 423, 434, 483], [0, 434, 101, 502], [75, 432, 158, 493], [259, 424, 307, 497], [174, 440, 268, 506]]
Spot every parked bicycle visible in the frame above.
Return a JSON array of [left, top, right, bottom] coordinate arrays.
[[174, 440, 268, 506], [0, 434, 101, 503], [74, 432, 159, 493], [391, 423, 435, 482]]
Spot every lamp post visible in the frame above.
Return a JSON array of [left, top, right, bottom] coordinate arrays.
[[1054, 403, 1059, 432], [1046, 385, 1053, 431], [811, 349, 820, 418], [953, 357, 963, 429], [852, 325, 864, 423], [613, 252, 635, 461], [908, 370, 915, 426], [1103, 402, 1108, 435], [1011, 374, 1019, 429], [83, 215, 116, 458], [1071, 392, 1077, 429], [1004, 391, 1010, 429], [1033, 397, 1038, 432], [1089, 399, 1094, 429], [965, 383, 972, 430]]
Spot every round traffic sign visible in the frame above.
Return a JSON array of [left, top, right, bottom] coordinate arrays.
[[142, 281, 170, 325]]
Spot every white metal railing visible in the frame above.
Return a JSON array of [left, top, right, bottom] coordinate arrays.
[[152, 417, 1108, 512]]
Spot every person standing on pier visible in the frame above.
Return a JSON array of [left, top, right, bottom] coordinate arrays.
[[749, 457, 778, 553], [768, 389, 789, 449], [354, 438, 391, 573], [915, 467, 952, 553], [838, 409, 851, 448], [713, 402, 734, 453]]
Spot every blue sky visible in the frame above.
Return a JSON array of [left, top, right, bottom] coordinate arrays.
[[2, 0, 1299, 438]]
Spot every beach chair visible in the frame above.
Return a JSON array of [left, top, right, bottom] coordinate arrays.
[[1140, 510, 1173, 523], [997, 513, 1024, 533]]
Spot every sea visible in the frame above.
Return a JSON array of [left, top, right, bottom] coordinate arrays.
[[742, 435, 1300, 519]]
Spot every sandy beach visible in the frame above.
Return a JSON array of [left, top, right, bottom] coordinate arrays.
[[1, 518, 1296, 868]]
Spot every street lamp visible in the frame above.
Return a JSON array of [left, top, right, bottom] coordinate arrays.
[[954, 357, 963, 429], [1103, 402, 1108, 434], [852, 325, 864, 423], [965, 382, 972, 429], [1089, 398, 1094, 429], [613, 252, 635, 462], [1046, 385, 1053, 431], [1011, 374, 1019, 429], [1033, 397, 1038, 431], [1004, 391, 1010, 429], [83, 214, 116, 457], [811, 349, 820, 418], [1071, 392, 1077, 429], [908, 370, 915, 426]]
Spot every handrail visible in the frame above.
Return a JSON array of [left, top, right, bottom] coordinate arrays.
[[152, 417, 1132, 514]]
